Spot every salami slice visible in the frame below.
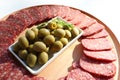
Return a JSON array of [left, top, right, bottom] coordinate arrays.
[[26, 7, 41, 24], [6, 15, 26, 30], [86, 29, 109, 39], [79, 55, 116, 77], [69, 11, 85, 25], [83, 49, 117, 61], [81, 38, 113, 50], [76, 15, 96, 29], [14, 9, 33, 27], [83, 22, 104, 36], [59, 6, 70, 18], [64, 9, 75, 21], [66, 68, 95, 80], [48, 5, 61, 18]]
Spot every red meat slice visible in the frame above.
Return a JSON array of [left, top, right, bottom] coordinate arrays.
[[59, 6, 70, 18], [66, 68, 95, 80], [76, 15, 96, 29], [83, 49, 117, 61], [6, 15, 26, 30], [37, 5, 51, 21], [48, 5, 61, 18], [81, 38, 113, 50], [0, 21, 21, 35], [69, 11, 85, 25], [0, 62, 13, 79], [83, 22, 104, 36], [26, 7, 41, 24], [86, 29, 109, 39], [72, 61, 80, 69], [79, 55, 116, 77], [14, 9, 33, 27], [64, 8, 75, 21]]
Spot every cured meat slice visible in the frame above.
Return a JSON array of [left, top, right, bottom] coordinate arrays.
[[48, 5, 61, 18], [66, 68, 95, 80], [69, 12, 85, 25], [26, 7, 41, 24], [83, 22, 104, 36], [0, 62, 13, 79], [95, 76, 114, 80], [83, 49, 116, 61], [86, 29, 109, 39], [81, 38, 113, 50], [14, 9, 33, 27], [64, 9, 76, 21], [59, 6, 70, 18], [79, 55, 116, 77], [6, 15, 26, 30], [0, 21, 21, 35], [37, 5, 51, 21], [72, 61, 80, 69], [76, 15, 96, 29]]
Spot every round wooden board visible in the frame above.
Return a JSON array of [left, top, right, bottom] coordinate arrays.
[[1, 5, 120, 80]]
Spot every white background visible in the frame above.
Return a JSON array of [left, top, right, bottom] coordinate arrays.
[[0, 0, 120, 43]]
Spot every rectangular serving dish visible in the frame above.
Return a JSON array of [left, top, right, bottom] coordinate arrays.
[[8, 17, 83, 75]]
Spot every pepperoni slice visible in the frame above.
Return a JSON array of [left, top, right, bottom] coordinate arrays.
[[79, 55, 116, 77], [81, 38, 113, 50]]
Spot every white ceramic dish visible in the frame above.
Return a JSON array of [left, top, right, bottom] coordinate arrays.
[[8, 17, 83, 75]]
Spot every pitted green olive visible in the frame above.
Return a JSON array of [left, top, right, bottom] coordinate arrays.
[[65, 30, 71, 38], [54, 29, 65, 38], [13, 42, 20, 53], [18, 36, 29, 49], [71, 27, 80, 37], [38, 52, 48, 64], [26, 53, 37, 68], [18, 49, 28, 60], [25, 29, 35, 41], [33, 41, 47, 52], [47, 22, 57, 30], [31, 27, 38, 37], [60, 38, 68, 46], [38, 28, 50, 38], [43, 35, 55, 46], [50, 41, 63, 53]]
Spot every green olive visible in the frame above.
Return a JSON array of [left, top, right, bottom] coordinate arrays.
[[31, 27, 38, 37], [60, 38, 68, 46], [18, 49, 28, 60], [64, 30, 71, 38], [18, 36, 29, 49], [54, 29, 65, 38], [33, 41, 47, 52], [38, 28, 50, 38], [13, 42, 20, 53], [43, 35, 55, 46], [38, 52, 48, 64], [57, 24, 63, 29], [26, 53, 37, 68], [47, 22, 57, 30], [27, 44, 35, 53], [71, 27, 80, 37], [25, 29, 35, 41], [50, 41, 63, 53]]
